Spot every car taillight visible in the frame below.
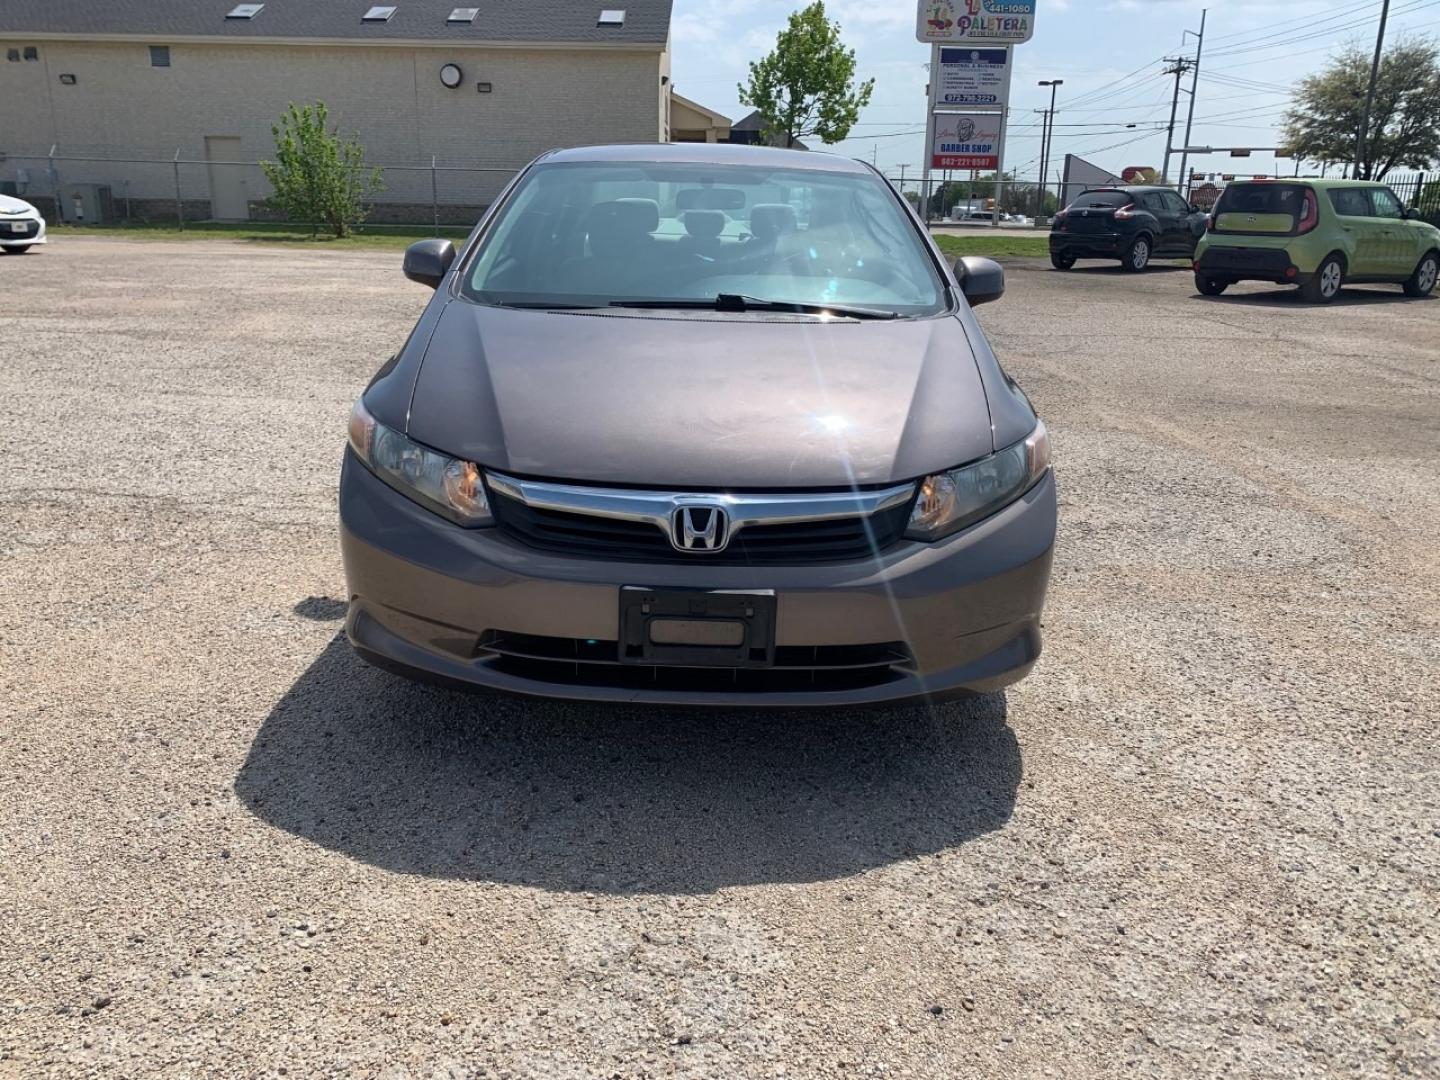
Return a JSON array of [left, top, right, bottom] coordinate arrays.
[[1113, 203, 1138, 220], [1297, 191, 1318, 234], [1206, 214, 1216, 232]]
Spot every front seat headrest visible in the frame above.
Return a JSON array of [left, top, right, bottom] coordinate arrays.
[[681, 210, 726, 240], [749, 203, 797, 241]]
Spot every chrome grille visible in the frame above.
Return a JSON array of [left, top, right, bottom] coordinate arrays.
[[486, 472, 916, 565]]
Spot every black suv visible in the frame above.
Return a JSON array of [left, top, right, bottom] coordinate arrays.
[[1049, 186, 1208, 272]]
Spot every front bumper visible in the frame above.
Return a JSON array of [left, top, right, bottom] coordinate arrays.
[[339, 452, 1056, 706], [1050, 230, 1124, 258], [0, 217, 47, 246]]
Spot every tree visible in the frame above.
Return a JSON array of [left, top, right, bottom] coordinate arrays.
[[738, 2, 875, 147], [260, 102, 384, 238], [1281, 38, 1440, 179]]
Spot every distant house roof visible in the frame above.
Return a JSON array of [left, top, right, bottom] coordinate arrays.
[[0, 0, 673, 47], [670, 92, 731, 129], [727, 110, 808, 150]]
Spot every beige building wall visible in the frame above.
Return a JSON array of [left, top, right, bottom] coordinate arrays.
[[0, 38, 666, 213]]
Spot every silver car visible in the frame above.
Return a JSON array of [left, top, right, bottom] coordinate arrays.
[[340, 143, 1055, 706], [0, 193, 48, 253]]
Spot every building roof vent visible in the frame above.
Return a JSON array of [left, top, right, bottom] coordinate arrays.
[[447, 7, 479, 23], [363, 6, 397, 22], [598, 9, 626, 26], [225, 3, 264, 19]]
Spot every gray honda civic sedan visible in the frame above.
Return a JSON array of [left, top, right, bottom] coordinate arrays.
[[340, 143, 1055, 706]]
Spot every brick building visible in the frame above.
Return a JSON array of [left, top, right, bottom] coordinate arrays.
[[0, 0, 684, 223]]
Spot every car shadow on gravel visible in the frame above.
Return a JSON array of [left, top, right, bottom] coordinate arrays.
[[1190, 288, 1435, 307], [234, 634, 1021, 894], [1055, 263, 1190, 274]]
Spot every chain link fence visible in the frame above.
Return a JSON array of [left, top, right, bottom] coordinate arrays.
[[883, 174, 1194, 228], [0, 147, 526, 233], [7, 149, 1435, 234]]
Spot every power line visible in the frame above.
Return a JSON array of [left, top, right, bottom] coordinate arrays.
[[1203, 0, 1356, 44], [1206, 0, 1440, 59], [1060, 60, 1166, 112]]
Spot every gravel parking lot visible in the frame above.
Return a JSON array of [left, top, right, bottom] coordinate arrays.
[[2, 238, 1437, 1079]]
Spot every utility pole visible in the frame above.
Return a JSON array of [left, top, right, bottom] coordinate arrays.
[[897, 163, 910, 199], [1037, 79, 1063, 217], [1161, 56, 1195, 183], [1038, 107, 1051, 215], [1357, 0, 1391, 180], [1176, 8, 1207, 200]]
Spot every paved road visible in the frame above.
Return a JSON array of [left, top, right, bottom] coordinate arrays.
[[2, 240, 1437, 1078]]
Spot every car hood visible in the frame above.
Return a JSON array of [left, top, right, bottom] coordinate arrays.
[[0, 194, 39, 216], [404, 301, 994, 489]]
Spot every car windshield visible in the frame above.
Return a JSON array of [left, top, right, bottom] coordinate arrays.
[[461, 161, 947, 317]]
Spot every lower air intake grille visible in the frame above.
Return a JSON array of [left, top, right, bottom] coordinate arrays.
[[477, 631, 915, 693]]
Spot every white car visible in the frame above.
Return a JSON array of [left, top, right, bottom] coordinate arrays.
[[0, 194, 48, 254]]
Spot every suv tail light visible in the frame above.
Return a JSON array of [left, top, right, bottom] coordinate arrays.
[[1113, 203, 1139, 220], [1206, 214, 1216, 232], [1297, 190, 1318, 234]]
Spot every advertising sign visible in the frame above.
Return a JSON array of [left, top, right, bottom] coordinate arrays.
[[1120, 165, 1161, 184], [936, 47, 1010, 107], [932, 112, 1002, 170], [918, 0, 1036, 45]]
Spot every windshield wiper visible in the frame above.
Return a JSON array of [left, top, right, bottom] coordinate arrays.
[[609, 294, 899, 320]]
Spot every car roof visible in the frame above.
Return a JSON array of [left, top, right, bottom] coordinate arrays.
[[1224, 178, 1386, 189], [1078, 186, 1173, 195], [536, 143, 873, 174]]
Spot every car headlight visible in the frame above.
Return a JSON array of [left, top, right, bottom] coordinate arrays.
[[347, 398, 492, 527], [906, 420, 1050, 541]]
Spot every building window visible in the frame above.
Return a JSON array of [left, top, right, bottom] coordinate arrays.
[[23, 46, 39, 60], [150, 45, 171, 67], [5, 48, 20, 62]]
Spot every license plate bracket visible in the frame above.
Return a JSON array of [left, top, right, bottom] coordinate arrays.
[[619, 587, 776, 668]]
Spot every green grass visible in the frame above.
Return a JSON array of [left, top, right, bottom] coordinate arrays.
[[932, 232, 1051, 259], [47, 221, 469, 249]]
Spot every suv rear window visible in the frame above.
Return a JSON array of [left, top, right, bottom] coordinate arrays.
[[1213, 183, 1308, 234], [1068, 191, 1131, 210]]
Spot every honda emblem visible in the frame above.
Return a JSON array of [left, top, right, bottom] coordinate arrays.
[[670, 505, 729, 553]]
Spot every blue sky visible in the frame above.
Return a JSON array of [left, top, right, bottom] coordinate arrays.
[[669, 0, 1440, 184]]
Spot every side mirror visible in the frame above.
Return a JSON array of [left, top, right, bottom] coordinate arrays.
[[403, 239, 456, 289], [1405, 207, 1424, 221], [954, 255, 1005, 307], [1190, 203, 1202, 213]]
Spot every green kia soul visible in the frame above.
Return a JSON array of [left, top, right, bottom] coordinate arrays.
[[1193, 179, 1440, 303]]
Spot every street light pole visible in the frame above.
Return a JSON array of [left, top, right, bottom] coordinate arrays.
[[1357, 0, 1391, 179], [1037, 79, 1063, 218]]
